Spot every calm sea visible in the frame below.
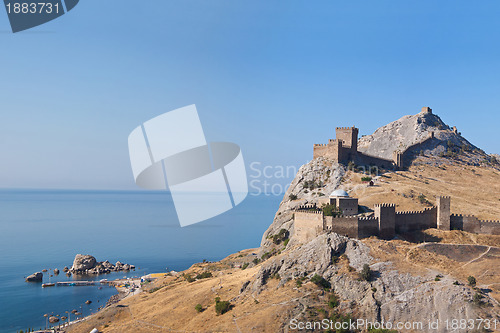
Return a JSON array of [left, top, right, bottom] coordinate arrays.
[[0, 189, 281, 333]]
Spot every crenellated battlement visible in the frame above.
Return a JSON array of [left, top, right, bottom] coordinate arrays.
[[374, 203, 396, 208], [451, 213, 476, 218], [359, 216, 378, 222], [335, 126, 356, 130], [479, 219, 500, 224]]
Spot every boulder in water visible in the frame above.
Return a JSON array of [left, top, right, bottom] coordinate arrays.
[[25, 272, 43, 282]]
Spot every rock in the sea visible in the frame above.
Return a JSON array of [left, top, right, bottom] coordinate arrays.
[[66, 272, 72, 277], [70, 254, 97, 273], [48, 316, 59, 323], [85, 300, 92, 305], [53, 268, 60, 275], [26, 272, 43, 282], [63, 266, 69, 272]]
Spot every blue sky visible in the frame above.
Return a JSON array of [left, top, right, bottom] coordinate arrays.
[[0, 1, 499, 189]]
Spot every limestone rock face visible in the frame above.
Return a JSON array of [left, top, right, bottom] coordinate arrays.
[[25, 272, 43, 282], [251, 234, 496, 332], [259, 158, 346, 254], [70, 254, 97, 272], [357, 110, 478, 160]]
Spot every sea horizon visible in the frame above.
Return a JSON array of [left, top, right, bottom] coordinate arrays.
[[0, 189, 282, 333]]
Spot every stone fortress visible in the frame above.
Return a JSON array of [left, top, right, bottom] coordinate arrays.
[[294, 106, 500, 243], [313, 107, 437, 170], [294, 191, 500, 243]]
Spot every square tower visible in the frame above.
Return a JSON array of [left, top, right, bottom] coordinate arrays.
[[436, 196, 451, 230], [335, 127, 359, 152], [374, 203, 396, 239]]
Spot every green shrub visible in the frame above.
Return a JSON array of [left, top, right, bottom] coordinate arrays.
[[472, 292, 483, 306], [195, 271, 213, 280], [310, 274, 331, 289], [214, 297, 232, 315], [361, 176, 372, 182], [289, 194, 298, 201], [468, 276, 476, 287], [195, 304, 203, 312], [241, 263, 249, 270], [322, 203, 342, 217], [283, 239, 289, 247], [361, 264, 372, 281], [183, 274, 195, 283], [331, 255, 339, 264], [272, 228, 289, 245], [328, 293, 339, 308], [252, 258, 261, 265]]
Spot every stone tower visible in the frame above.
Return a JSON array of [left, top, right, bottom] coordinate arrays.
[[335, 126, 359, 153], [436, 196, 451, 230], [374, 203, 396, 239], [392, 151, 403, 169], [421, 107, 432, 114]]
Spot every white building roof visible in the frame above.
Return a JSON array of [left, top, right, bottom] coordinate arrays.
[[330, 189, 349, 197]]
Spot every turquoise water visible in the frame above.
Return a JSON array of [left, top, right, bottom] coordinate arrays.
[[0, 189, 281, 333]]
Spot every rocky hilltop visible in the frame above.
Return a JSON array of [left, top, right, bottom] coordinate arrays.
[[357, 109, 477, 159]]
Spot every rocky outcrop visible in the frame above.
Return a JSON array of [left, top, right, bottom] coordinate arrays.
[[69, 254, 135, 275], [71, 254, 97, 272], [260, 158, 345, 254], [25, 272, 43, 282], [251, 234, 498, 332], [53, 268, 60, 275]]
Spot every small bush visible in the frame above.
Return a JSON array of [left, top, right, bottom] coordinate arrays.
[[241, 263, 249, 270], [195, 304, 203, 313], [283, 239, 289, 247], [361, 264, 372, 281], [310, 274, 331, 289], [289, 194, 298, 201], [468, 276, 476, 287], [472, 292, 484, 306], [195, 271, 213, 280], [214, 297, 232, 315], [272, 228, 289, 245], [331, 255, 339, 264], [328, 293, 339, 308], [453, 281, 460, 285], [361, 176, 372, 182], [371, 287, 377, 293], [252, 258, 261, 265], [183, 274, 195, 283]]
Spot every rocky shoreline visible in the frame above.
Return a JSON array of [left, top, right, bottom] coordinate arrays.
[[25, 254, 136, 282]]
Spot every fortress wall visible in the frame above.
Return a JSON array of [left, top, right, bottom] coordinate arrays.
[[358, 216, 380, 238], [327, 216, 359, 238], [313, 144, 329, 159], [356, 152, 395, 170], [313, 140, 341, 162], [479, 220, 500, 235], [294, 211, 323, 243], [395, 207, 437, 233], [450, 214, 480, 233]]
